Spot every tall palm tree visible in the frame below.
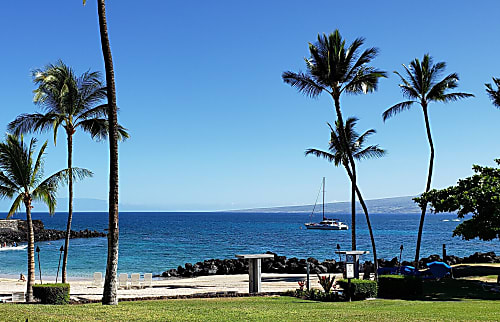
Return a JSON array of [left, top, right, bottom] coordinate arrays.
[[485, 77, 500, 108], [306, 117, 385, 275], [383, 54, 473, 267], [83, 0, 121, 305], [0, 135, 91, 302], [8, 61, 129, 284], [283, 30, 386, 250]]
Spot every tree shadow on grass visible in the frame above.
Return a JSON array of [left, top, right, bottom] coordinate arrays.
[[452, 265, 500, 278], [419, 279, 500, 301]]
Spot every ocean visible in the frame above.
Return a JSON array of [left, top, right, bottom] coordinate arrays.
[[0, 212, 498, 278]]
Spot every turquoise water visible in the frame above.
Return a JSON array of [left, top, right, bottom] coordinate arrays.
[[0, 212, 498, 278]]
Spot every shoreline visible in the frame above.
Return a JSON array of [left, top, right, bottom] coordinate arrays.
[[0, 273, 318, 301]]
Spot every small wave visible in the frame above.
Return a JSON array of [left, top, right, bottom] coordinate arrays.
[[442, 219, 450, 222]]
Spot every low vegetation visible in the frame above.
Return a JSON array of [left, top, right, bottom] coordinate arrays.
[[2, 297, 500, 321]]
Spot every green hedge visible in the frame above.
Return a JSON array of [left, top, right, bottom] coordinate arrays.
[[337, 279, 377, 300], [33, 283, 70, 304], [378, 275, 423, 299]]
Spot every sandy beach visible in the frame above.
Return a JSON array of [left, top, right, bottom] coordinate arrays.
[[0, 273, 334, 302]]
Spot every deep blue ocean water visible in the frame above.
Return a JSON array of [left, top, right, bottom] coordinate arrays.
[[0, 212, 498, 278]]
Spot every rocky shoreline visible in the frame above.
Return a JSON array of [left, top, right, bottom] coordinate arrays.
[[160, 251, 500, 278], [0, 219, 106, 244]]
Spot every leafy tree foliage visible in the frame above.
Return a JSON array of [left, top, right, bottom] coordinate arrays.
[[415, 160, 500, 241]]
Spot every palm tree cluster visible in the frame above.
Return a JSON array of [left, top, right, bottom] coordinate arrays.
[[282, 29, 493, 272], [283, 31, 387, 257], [1, 59, 128, 301], [9, 61, 128, 284]]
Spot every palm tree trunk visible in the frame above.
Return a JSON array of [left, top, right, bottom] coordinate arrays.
[[332, 95, 356, 250], [62, 133, 73, 283], [97, 0, 120, 305], [414, 104, 434, 268], [25, 201, 35, 302], [344, 162, 378, 278]]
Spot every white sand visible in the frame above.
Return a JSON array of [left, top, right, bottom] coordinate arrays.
[[0, 273, 338, 302]]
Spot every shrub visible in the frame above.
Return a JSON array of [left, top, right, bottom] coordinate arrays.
[[316, 274, 335, 293], [286, 289, 342, 302], [337, 279, 377, 300], [378, 275, 423, 299], [32, 283, 70, 304]]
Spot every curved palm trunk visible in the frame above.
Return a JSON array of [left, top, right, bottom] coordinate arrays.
[[344, 162, 378, 278], [97, 0, 120, 305], [62, 133, 73, 283], [25, 201, 35, 302], [332, 95, 356, 250], [414, 105, 434, 268]]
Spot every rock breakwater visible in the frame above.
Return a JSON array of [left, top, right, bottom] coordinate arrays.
[[161, 251, 500, 278], [0, 219, 106, 244]]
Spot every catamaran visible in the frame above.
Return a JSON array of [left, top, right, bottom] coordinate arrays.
[[305, 177, 349, 230]]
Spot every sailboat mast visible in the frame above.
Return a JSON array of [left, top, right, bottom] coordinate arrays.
[[322, 177, 325, 220]]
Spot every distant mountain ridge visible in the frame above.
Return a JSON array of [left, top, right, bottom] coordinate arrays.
[[0, 195, 424, 214], [232, 196, 422, 214]]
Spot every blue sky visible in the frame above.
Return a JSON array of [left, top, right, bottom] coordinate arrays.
[[1, 1, 500, 211]]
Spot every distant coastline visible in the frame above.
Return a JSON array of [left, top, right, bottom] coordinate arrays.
[[230, 196, 427, 214]]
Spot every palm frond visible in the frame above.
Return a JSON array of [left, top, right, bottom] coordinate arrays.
[[485, 77, 500, 108], [0, 135, 30, 190], [356, 129, 376, 148], [31, 140, 48, 187], [354, 145, 386, 160], [0, 172, 19, 195], [426, 72, 459, 100], [6, 194, 23, 219], [305, 148, 343, 166], [282, 71, 325, 97], [7, 113, 59, 136], [382, 101, 415, 122], [343, 67, 387, 94], [75, 104, 108, 122], [78, 118, 130, 141], [437, 92, 475, 103]]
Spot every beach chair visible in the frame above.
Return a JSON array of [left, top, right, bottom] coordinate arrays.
[[142, 273, 153, 288], [119, 273, 129, 289], [11, 292, 25, 303], [130, 273, 141, 288], [92, 272, 103, 287]]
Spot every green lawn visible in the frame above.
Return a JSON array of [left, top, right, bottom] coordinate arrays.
[[2, 297, 500, 321]]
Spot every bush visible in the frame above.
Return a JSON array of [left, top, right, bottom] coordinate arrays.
[[378, 275, 423, 299], [337, 279, 377, 300], [285, 289, 342, 302], [32, 283, 70, 304]]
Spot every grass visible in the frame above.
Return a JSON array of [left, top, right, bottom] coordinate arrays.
[[421, 279, 500, 301], [2, 296, 500, 321]]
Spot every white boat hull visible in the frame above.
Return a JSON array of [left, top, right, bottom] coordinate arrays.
[[0, 245, 27, 251], [305, 222, 349, 230], [305, 225, 348, 230]]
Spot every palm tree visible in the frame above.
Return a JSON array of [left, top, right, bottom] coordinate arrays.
[[306, 117, 386, 275], [8, 61, 129, 284], [485, 77, 500, 108], [82, 0, 121, 305], [383, 54, 473, 267], [282, 30, 386, 250], [0, 135, 92, 302]]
